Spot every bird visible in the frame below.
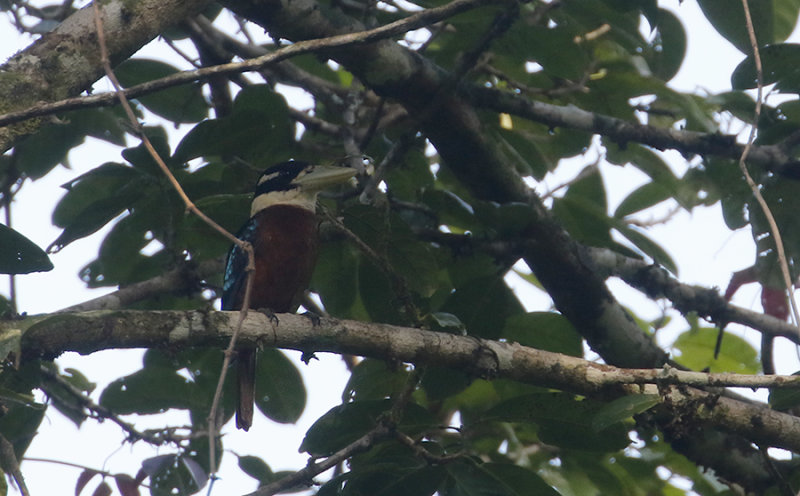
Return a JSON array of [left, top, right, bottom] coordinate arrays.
[[221, 160, 356, 431]]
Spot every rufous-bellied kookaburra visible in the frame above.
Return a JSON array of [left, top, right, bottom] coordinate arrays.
[[222, 160, 355, 431]]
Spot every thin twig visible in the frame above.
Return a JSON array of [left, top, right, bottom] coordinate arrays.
[[39, 365, 190, 445], [90, 1, 257, 475], [249, 424, 392, 495], [0, 0, 500, 130], [738, 0, 800, 331], [320, 208, 420, 324], [0, 432, 29, 496]]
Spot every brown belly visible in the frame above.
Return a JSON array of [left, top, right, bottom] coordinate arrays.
[[248, 205, 319, 313]]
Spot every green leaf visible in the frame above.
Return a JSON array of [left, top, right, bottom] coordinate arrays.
[[646, 9, 686, 82], [254, 349, 306, 424], [0, 398, 46, 460], [237, 455, 273, 485], [697, 0, 774, 53], [483, 392, 631, 452], [613, 223, 678, 274], [99, 365, 201, 414], [300, 400, 436, 456], [178, 193, 251, 261], [421, 366, 472, 401], [313, 240, 360, 318], [13, 120, 84, 179], [769, 372, 800, 410], [343, 359, 409, 402], [591, 394, 660, 431], [0, 223, 53, 274], [613, 182, 672, 218], [343, 442, 445, 496], [731, 43, 800, 92], [671, 327, 760, 373], [115, 59, 207, 123], [773, 0, 800, 42], [443, 460, 561, 496], [502, 312, 582, 357], [441, 276, 525, 339], [50, 163, 147, 251], [142, 454, 207, 496], [43, 367, 96, 428], [173, 85, 293, 163], [345, 205, 441, 299]]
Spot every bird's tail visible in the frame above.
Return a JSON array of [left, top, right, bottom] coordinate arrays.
[[236, 349, 256, 431]]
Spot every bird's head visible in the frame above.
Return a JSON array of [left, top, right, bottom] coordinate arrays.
[[250, 160, 356, 216]]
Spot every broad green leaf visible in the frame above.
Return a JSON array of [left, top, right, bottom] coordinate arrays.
[[300, 400, 436, 456], [99, 365, 201, 414], [483, 392, 631, 452], [441, 275, 525, 339], [502, 312, 582, 357], [115, 59, 207, 123], [313, 240, 361, 318], [773, 0, 800, 42], [358, 255, 407, 324], [697, 0, 774, 53], [178, 193, 251, 261], [443, 460, 561, 496], [173, 85, 293, 163], [254, 349, 306, 424], [345, 205, 441, 299], [646, 9, 686, 82], [0, 394, 46, 459], [613, 222, 678, 274], [731, 43, 800, 92], [0, 223, 53, 274], [43, 367, 96, 428], [237, 455, 273, 485], [614, 182, 672, 218], [142, 454, 207, 496], [769, 372, 800, 411], [342, 359, 409, 402], [592, 394, 660, 431], [421, 366, 472, 400], [50, 163, 146, 251], [13, 120, 84, 179], [671, 327, 759, 373], [340, 442, 445, 496]]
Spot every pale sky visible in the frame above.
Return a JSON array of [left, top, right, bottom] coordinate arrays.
[[2, 1, 794, 494]]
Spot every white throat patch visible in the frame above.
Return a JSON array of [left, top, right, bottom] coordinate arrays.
[[250, 189, 318, 216]]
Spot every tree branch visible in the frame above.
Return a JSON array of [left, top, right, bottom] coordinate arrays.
[[0, 0, 213, 152], [0, 0, 502, 135], [11, 309, 800, 459], [464, 85, 799, 175]]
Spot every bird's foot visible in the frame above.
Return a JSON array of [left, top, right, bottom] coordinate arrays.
[[301, 310, 322, 327], [256, 307, 280, 325]]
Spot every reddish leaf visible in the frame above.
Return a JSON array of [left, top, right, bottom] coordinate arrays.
[[75, 469, 100, 496], [91, 481, 112, 496], [761, 286, 789, 321], [115, 474, 141, 496], [724, 266, 756, 300]]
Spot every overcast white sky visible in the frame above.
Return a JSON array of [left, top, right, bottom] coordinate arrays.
[[1, 1, 795, 494]]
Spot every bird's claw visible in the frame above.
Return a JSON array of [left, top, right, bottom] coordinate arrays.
[[257, 307, 280, 325], [301, 311, 322, 326]]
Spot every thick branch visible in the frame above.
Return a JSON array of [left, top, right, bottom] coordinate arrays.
[[0, 0, 496, 134], [587, 247, 800, 342], [464, 86, 798, 173], [58, 259, 222, 313], [11, 310, 800, 456], [213, 0, 784, 483], [0, 0, 212, 152]]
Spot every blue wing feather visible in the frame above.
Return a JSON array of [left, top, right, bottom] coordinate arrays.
[[222, 219, 258, 311]]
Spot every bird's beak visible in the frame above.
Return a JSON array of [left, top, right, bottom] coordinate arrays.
[[295, 165, 357, 191]]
